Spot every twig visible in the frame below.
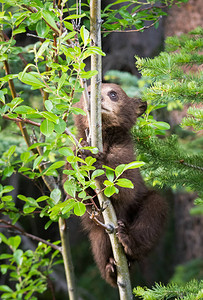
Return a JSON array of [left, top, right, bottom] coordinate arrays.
[[21, 5, 38, 13], [3, 115, 41, 127], [178, 160, 203, 171], [102, 17, 161, 33], [3, 115, 81, 147], [27, 33, 74, 47], [0, 219, 62, 252], [3, 61, 32, 148], [89, 211, 114, 233]]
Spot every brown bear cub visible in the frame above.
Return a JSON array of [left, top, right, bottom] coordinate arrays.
[[70, 83, 167, 287]]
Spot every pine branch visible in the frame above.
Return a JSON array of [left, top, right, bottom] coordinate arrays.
[[135, 28, 203, 105], [133, 279, 203, 300], [132, 130, 203, 193]]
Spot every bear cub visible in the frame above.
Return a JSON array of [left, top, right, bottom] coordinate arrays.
[[70, 83, 167, 287]]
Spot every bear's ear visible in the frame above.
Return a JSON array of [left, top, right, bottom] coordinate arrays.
[[131, 98, 147, 117]]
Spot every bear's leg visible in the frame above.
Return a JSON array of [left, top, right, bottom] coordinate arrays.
[[88, 226, 117, 287], [117, 191, 167, 260]]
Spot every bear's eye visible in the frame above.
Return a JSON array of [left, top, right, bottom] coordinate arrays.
[[108, 90, 118, 101]]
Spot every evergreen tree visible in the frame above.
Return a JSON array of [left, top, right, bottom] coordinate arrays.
[[133, 27, 203, 299], [134, 27, 203, 204]]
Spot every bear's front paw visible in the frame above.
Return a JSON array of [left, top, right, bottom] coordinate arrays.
[[117, 220, 133, 257]]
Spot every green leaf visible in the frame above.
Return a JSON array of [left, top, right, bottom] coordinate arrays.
[[50, 188, 61, 204], [153, 121, 170, 130], [45, 220, 53, 230], [42, 10, 60, 33], [74, 202, 86, 216], [20, 152, 30, 163], [85, 156, 96, 166], [102, 165, 114, 171], [36, 19, 49, 36], [70, 107, 86, 115], [58, 147, 74, 156], [13, 27, 26, 36], [14, 105, 36, 114], [124, 161, 145, 170], [91, 169, 104, 179], [78, 191, 86, 199], [104, 180, 114, 187], [1, 195, 12, 202], [36, 196, 49, 203], [28, 142, 49, 150], [41, 111, 59, 123], [2, 185, 14, 194], [80, 146, 98, 154], [80, 70, 98, 79], [18, 72, 45, 89], [44, 100, 53, 112], [58, 73, 67, 90], [33, 155, 43, 170], [0, 90, 6, 104], [54, 118, 66, 134], [80, 25, 89, 46], [0, 233, 8, 244], [40, 119, 55, 136], [23, 203, 37, 214], [45, 161, 65, 173], [0, 254, 13, 260], [62, 199, 76, 214], [106, 169, 114, 182], [3, 166, 14, 177], [8, 236, 21, 251], [115, 164, 126, 177], [83, 46, 106, 59], [0, 285, 13, 292], [104, 186, 117, 197], [6, 145, 16, 158], [36, 40, 50, 58], [64, 13, 86, 20], [13, 249, 23, 266], [63, 180, 77, 198], [17, 194, 27, 201], [116, 178, 134, 189]]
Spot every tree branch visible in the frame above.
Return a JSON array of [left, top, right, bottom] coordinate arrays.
[[3, 115, 81, 147], [90, 1, 132, 298], [2, 53, 31, 148], [0, 219, 62, 252]]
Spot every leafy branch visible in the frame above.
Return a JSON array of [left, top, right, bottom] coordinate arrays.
[[0, 219, 61, 252]]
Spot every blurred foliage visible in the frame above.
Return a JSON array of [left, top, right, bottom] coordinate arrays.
[[170, 259, 203, 285]]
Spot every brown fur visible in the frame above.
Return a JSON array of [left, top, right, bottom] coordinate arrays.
[[68, 83, 167, 287]]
